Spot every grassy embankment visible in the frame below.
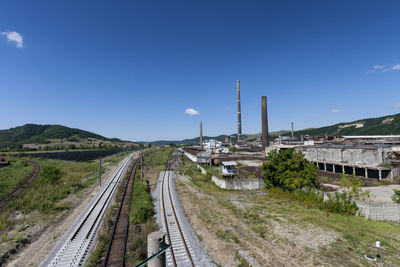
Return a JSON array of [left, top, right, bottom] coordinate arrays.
[[126, 147, 174, 264], [0, 158, 34, 200], [0, 152, 130, 242], [178, 160, 400, 266], [126, 163, 158, 265]]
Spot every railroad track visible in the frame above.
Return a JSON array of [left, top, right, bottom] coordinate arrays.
[[103, 158, 139, 267], [43, 154, 134, 267], [0, 161, 40, 210], [161, 160, 195, 267]]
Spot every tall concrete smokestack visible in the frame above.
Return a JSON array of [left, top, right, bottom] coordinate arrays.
[[261, 96, 269, 150], [291, 122, 294, 139], [200, 120, 203, 150], [237, 80, 242, 142]]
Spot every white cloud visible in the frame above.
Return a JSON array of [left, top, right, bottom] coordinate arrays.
[[392, 64, 400, 70], [331, 109, 340, 113], [1, 31, 23, 48], [185, 108, 199, 115], [367, 63, 400, 73], [395, 104, 400, 108]]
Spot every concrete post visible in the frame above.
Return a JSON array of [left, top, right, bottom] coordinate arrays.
[[353, 167, 356, 176], [342, 165, 345, 174], [147, 231, 166, 267], [333, 164, 336, 173], [324, 163, 327, 172], [379, 169, 382, 181], [365, 168, 368, 178]]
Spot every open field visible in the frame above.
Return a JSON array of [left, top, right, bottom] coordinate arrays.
[[176, 160, 400, 266], [0, 157, 34, 200]]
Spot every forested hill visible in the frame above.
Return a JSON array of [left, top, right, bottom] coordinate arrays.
[[0, 124, 128, 148], [285, 113, 400, 137]]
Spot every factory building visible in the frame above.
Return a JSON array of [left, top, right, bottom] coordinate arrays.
[[295, 137, 400, 180]]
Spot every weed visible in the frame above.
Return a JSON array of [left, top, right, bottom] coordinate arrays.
[[235, 251, 250, 267], [1, 233, 10, 242], [13, 234, 24, 243]]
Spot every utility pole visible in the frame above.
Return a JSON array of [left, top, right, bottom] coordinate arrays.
[[141, 150, 144, 181], [99, 157, 102, 187]]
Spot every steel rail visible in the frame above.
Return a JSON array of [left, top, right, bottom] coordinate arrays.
[[162, 160, 195, 267], [46, 155, 133, 267], [0, 161, 40, 210], [161, 161, 177, 267], [103, 158, 139, 267]]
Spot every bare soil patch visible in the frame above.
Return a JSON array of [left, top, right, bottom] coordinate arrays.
[[175, 173, 343, 266]]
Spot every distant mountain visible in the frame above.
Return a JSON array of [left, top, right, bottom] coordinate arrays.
[[0, 124, 136, 149], [139, 134, 257, 146], [280, 113, 400, 137], [142, 113, 400, 145]]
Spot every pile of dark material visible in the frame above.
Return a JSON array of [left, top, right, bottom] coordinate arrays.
[[29, 150, 126, 162]]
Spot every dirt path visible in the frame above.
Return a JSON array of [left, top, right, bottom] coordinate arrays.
[[5, 164, 119, 267]]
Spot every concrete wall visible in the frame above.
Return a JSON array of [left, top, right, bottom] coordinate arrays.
[[212, 175, 226, 188], [184, 151, 197, 162], [196, 164, 207, 175], [301, 147, 385, 167], [211, 175, 264, 190]]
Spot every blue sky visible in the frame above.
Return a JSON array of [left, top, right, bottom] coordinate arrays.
[[1, 0, 400, 141]]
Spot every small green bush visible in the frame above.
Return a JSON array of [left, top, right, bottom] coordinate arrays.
[[392, 189, 400, 203], [41, 165, 62, 183], [13, 234, 24, 243]]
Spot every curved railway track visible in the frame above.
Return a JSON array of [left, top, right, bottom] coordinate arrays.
[[0, 161, 40, 210], [43, 154, 134, 267], [103, 158, 139, 267], [161, 160, 195, 267]]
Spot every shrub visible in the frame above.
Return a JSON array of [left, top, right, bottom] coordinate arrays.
[[392, 189, 400, 203], [13, 234, 24, 243], [262, 149, 317, 191], [41, 165, 62, 183], [323, 191, 359, 215]]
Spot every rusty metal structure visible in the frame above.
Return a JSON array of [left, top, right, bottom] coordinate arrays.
[[261, 96, 269, 150], [237, 80, 242, 142]]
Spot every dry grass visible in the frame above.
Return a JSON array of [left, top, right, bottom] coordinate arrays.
[[176, 160, 400, 266]]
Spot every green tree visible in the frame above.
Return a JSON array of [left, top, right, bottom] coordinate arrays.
[[262, 149, 317, 191]]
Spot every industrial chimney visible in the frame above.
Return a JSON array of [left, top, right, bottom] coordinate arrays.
[[237, 80, 242, 142], [291, 122, 294, 139], [261, 96, 269, 150], [200, 120, 203, 150]]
